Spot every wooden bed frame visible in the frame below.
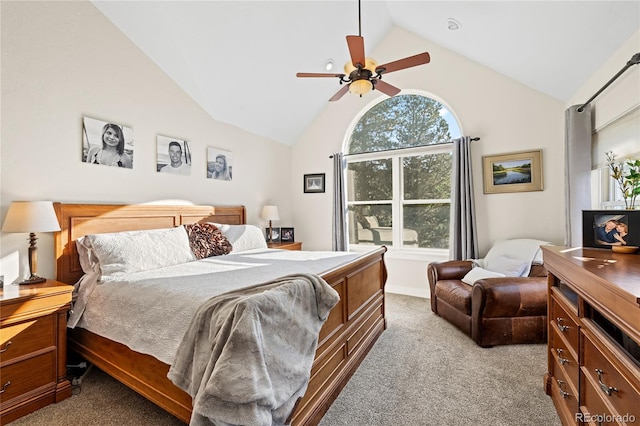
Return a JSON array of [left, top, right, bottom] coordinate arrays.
[[53, 203, 387, 425]]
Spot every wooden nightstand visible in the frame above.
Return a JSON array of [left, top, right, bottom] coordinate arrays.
[[267, 241, 302, 250], [0, 279, 74, 424]]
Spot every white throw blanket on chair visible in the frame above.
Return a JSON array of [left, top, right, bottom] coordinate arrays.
[[477, 238, 550, 277]]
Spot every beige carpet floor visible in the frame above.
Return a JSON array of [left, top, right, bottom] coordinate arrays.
[[9, 293, 560, 425]]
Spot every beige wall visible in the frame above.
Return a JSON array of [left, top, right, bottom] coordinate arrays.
[[0, 1, 292, 283], [292, 26, 566, 297]]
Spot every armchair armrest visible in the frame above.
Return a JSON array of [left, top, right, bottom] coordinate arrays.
[[472, 276, 547, 319], [427, 260, 474, 313]]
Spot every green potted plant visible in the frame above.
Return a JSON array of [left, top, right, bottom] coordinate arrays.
[[606, 151, 640, 209]]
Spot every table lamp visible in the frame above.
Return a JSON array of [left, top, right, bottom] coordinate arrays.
[[2, 201, 61, 284], [261, 205, 280, 243]]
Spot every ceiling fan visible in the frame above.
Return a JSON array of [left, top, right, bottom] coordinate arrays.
[[296, 0, 431, 102]]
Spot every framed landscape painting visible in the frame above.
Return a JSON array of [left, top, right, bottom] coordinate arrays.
[[482, 149, 543, 194]]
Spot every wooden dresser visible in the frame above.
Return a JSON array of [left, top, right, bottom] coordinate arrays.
[[0, 280, 74, 423], [542, 246, 640, 426]]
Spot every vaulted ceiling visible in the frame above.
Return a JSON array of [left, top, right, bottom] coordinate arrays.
[[93, 1, 639, 145]]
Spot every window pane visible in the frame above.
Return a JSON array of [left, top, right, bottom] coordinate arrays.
[[348, 204, 392, 246], [347, 160, 392, 201], [348, 94, 460, 155], [404, 204, 450, 248], [403, 153, 452, 200]]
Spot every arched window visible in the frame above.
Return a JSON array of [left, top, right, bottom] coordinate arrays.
[[346, 94, 461, 251]]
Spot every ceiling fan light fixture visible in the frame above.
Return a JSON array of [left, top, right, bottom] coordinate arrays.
[[349, 79, 373, 96], [344, 61, 356, 74], [364, 57, 378, 73]]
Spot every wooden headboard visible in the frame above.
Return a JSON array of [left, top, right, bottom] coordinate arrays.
[[53, 203, 247, 285]]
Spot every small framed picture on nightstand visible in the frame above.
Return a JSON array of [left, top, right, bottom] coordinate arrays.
[[281, 227, 294, 242], [266, 227, 281, 243]]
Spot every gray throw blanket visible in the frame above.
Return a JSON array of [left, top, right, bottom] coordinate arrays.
[[168, 273, 340, 426]]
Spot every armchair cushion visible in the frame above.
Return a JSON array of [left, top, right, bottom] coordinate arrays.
[[461, 267, 505, 285]]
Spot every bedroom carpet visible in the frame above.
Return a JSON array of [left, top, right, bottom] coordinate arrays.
[[9, 293, 560, 426]]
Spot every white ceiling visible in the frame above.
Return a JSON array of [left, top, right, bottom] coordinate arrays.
[[93, 1, 640, 146]]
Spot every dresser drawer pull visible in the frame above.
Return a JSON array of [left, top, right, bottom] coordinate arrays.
[[0, 381, 11, 394], [0, 341, 12, 353], [556, 318, 569, 332], [557, 379, 570, 398], [595, 369, 618, 396], [556, 348, 569, 365]]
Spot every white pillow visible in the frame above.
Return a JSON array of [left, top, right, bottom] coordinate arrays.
[[484, 255, 529, 277], [86, 226, 196, 276], [209, 224, 267, 252], [483, 238, 551, 276], [461, 267, 506, 285]]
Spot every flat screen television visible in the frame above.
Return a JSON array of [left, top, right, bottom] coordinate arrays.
[[582, 210, 640, 249]]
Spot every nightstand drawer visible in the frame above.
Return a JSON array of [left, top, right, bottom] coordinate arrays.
[[0, 315, 55, 363], [0, 351, 56, 404]]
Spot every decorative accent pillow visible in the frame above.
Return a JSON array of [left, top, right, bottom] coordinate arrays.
[[208, 224, 268, 252], [183, 223, 232, 259], [86, 226, 196, 276], [461, 267, 506, 285], [483, 255, 529, 277]]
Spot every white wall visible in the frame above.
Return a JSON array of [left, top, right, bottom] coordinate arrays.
[[0, 1, 292, 283], [292, 26, 566, 297]]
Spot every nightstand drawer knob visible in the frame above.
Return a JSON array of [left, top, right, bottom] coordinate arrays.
[[0, 381, 11, 394], [595, 369, 618, 396], [0, 341, 12, 353]]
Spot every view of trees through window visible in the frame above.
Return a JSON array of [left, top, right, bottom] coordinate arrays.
[[346, 94, 461, 250]]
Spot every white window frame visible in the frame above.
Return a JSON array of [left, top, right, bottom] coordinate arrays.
[[346, 143, 452, 259]]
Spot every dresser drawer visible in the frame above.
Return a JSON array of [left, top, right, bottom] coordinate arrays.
[[581, 332, 640, 423], [550, 325, 579, 391], [550, 353, 579, 423], [0, 351, 56, 404], [550, 295, 579, 352], [0, 315, 55, 364]]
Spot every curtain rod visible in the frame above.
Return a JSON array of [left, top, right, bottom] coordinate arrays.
[[329, 137, 480, 158], [577, 52, 640, 113]]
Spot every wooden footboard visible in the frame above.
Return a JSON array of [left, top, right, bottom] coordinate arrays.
[[55, 203, 387, 425]]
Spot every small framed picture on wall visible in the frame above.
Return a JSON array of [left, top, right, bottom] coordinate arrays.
[[207, 147, 233, 181], [156, 135, 191, 175], [82, 116, 134, 169], [304, 173, 325, 193]]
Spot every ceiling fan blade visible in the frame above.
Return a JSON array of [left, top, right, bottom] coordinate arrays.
[[376, 52, 431, 74], [329, 85, 350, 102], [374, 79, 401, 97], [296, 72, 345, 78], [346, 35, 365, 67]]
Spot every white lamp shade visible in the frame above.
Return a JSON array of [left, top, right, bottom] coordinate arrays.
[[2, 201, 61, 233], [261, 205, 280, 221]]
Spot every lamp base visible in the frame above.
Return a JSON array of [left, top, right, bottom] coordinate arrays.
[[19, 275, 46, 285]]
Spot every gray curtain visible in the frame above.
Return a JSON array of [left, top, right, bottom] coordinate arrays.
[[564, 105, 592, 247], [450, 136, 478, 260], [332, 152, 348, 251]]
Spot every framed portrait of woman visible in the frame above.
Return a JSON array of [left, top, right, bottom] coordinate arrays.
[[207, 147, 233, 181], [82, 116, 134, 169]]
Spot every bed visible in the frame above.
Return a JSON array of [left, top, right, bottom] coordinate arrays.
[[53, 203, 387, 425]]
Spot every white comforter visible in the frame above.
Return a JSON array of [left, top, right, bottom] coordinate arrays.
[[70, 248, 361, 364]]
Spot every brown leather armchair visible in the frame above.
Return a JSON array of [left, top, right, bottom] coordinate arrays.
[[427, 260, 548, 347]]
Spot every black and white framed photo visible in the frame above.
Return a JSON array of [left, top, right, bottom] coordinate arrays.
[[207, 147, 233, 181], [281, 227, 295, 242], [265, 227, 281, 243], [157, 135, 191, 175], [82, 116, 134, 168], [304, 173, 325, 193]]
